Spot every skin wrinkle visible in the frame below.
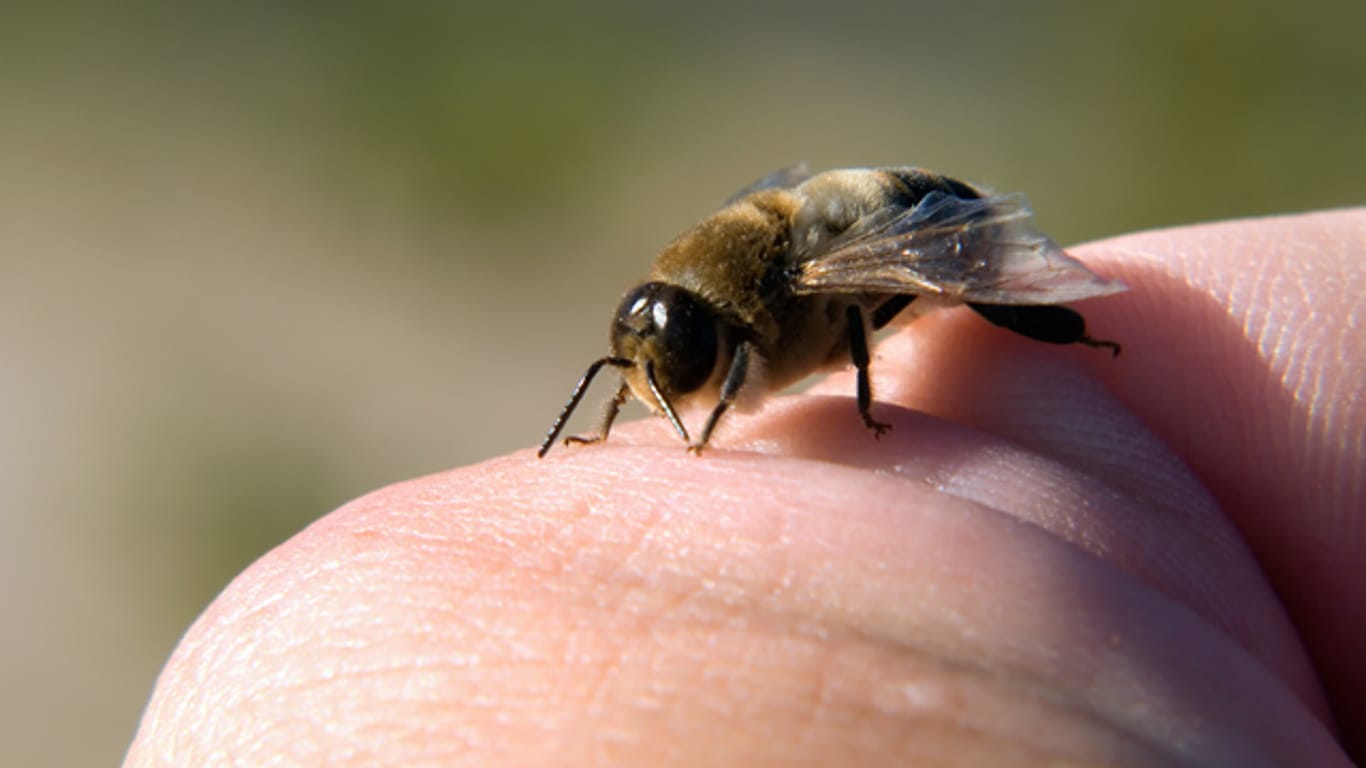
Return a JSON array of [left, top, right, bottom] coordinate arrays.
[[1307, 316, 1355, 508], [462, 471, 804, 747], [833, 590, 1203, 766], [804, 638, 843, 746], [207, 448, 994, 759], [1077, 213, 1364, 751], [554, 456, 1087, 721], [1226, 226, 1352, 508], [808, 340, 1322, 748], [433, 539, 565, 661], [581, 654, 630, 739], [857, 470, 1251, 754], [868, 332, 1216, 524], [1296, 361, 1327, 499], [320, 538, 577, 722], [873, 644, 1106, 757], [803, 644, 1103, 763], [780, 385, 1302, 699], [643, 622, 1118, 764], [146, 445, 1347, 765]]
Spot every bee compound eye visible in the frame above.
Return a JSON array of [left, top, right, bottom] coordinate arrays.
[[612, 282, 717, 395], [655, 287, 718, 395]]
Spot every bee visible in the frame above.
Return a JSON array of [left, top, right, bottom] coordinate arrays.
[[538, 166, 1125, 458]]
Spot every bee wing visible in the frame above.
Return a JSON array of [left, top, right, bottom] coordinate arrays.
[[724, 163, 812, 205], [793, 192, 1126, 305]]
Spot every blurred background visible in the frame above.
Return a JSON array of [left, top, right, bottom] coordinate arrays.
[[2, 1, 1363, 764]]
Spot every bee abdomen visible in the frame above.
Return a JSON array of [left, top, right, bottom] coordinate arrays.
[[878, 167, 984, 206]]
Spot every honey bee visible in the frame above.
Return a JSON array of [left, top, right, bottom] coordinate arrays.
[[538, 166, 1125, 457]]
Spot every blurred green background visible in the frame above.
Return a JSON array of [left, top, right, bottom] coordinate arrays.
[[2, 1, 1362, 764]]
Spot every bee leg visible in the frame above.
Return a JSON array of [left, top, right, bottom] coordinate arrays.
[[643, 360, 693, 447], [539, 356, 633, 458], [563, 381, 630, 447], [691, 340, 752, 455], [870, 294, 917, 330], [968, 304, 1122, 358], [846, 305, 892, 437]]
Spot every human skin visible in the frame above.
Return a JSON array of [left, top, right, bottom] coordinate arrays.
[[127, 210, 1364, 766]]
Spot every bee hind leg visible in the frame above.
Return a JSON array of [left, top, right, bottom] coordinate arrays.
[[968, 304, 1121, 358], [845, 305, 892, 437], [870, 294, 917, 330]]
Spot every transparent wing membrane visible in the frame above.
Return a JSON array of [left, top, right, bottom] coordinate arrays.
[[794, 192, 1126, 304]]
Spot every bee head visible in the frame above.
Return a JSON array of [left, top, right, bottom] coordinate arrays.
[[610, 281, 719, 400]]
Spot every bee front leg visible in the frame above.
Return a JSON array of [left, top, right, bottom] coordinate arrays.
[[563, 381, 630, 447], [691, 340, 753, 454], [539, 356, 633, 458], [642, 360, 693, 448], [845, 305, 891, 437]]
